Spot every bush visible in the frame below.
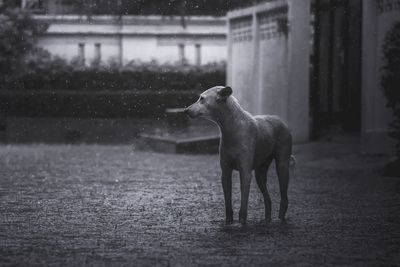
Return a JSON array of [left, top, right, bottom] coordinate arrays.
[[19, 0, 267, 16], [0, 7, 47, 82], [0, 90, 198, 118], [382, 21, 400, 159], [1, 57, 226, 93], [0, 57, 225, 118]]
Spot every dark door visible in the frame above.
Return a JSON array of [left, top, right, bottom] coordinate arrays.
[[310, 0, 362, 138]]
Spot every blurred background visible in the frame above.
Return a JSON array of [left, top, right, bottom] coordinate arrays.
[[0, 0, 398, 160]]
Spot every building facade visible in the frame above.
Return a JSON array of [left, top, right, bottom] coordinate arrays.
[[34, 15, 227, 66], [227, 0, 399, 155], [227, 0, 311, 143]]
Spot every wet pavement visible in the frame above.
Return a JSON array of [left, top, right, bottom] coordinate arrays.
[[0, 139, 399, 266]]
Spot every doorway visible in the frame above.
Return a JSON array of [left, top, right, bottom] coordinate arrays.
[[310, 0, 362, 139]]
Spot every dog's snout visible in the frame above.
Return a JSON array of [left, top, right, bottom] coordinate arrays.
[[183, 107, 195, 118], [183, 108, 192, 117]]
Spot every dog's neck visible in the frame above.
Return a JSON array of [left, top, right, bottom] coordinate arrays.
[[213, 96, 253, 136]]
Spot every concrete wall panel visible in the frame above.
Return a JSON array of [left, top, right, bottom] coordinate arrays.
[[227, 0, 310, 142]]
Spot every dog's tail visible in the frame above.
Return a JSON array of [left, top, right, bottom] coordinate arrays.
[[289, 155, 296, 178]]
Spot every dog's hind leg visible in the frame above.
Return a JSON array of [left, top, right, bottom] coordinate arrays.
[[255, 157, 273, 223], [275, 149, 291, 221]]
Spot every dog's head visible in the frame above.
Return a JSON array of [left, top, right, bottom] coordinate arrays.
[[184, 86, 233, 120]]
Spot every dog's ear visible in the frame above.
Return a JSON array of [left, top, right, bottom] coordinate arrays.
[[217, 86, 233, 98]]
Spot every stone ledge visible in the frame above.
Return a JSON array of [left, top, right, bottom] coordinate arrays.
[[138, 133, 220, 154]]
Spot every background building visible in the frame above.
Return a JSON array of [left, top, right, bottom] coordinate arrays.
[[227, 0, 398, 155], [4, 0, 230, 65], [34, 15, 227, 66]]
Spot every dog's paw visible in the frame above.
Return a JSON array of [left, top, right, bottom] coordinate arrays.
[[278, 202, 288, 221], [225, 210, 233, 225]]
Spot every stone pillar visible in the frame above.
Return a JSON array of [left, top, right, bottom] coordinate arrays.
[[361, 0, 397, 155], [195, 43, 201, 66], [179, 43, 185, 64], [78, 43, 85, 65], [94, 43, 101, 62], [118, 33, 123, 66], [287, 0, 311, 143]]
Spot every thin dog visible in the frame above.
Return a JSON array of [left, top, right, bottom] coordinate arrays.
[[184, 86, 294, 225]]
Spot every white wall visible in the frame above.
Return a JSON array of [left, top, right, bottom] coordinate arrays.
[[37, 35, 121, 64], [201, 44, 227, 64], [123, 36, 158, 63], [227, 0, 311, 143], [34, 15, 227, 65]]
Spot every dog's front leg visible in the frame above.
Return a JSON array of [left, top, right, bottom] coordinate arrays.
[[221, 165, 233, 224], [238, 163, 252, 226]]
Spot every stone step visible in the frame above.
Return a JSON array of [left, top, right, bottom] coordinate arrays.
[[165, 107, 188, 127], [138, 133, 220, 154]]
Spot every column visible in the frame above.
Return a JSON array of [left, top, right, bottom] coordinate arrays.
[[195, 44, 201, 66], [179, 43, 185, 64], [287, 0, 311, 143]]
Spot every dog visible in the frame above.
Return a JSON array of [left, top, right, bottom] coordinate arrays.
[[184, 86, 294, 225]]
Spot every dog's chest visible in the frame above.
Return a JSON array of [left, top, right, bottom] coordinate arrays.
[[220, 142, 252, 170]]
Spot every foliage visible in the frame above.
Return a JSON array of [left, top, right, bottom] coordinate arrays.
[[1, 55, 226, 92], [0, 90, 198, 118], [114, 0, 250, 16], [0, 54, 225, 118], [382, 21, 400, 158], [27, 0, 268, 16], [0, 7, 47, 79]]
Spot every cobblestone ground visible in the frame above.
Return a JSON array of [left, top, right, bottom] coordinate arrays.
[[0, 141, 399, 266]]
